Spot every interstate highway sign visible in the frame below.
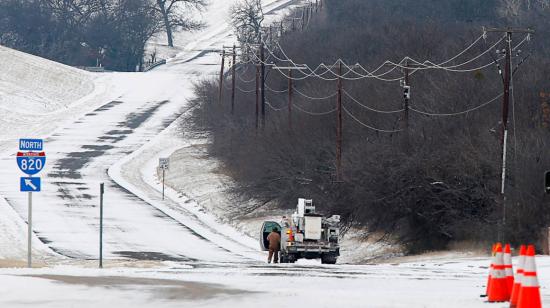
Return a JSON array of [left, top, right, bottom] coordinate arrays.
[[17, 152, 46, 175], [20, 177, 41, 192]]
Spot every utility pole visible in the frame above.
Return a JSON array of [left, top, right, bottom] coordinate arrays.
[[231, 45, 236, 115], [260, 42, 266, 127], [403, 60, 411, 152], [485, 27, 535, 241], [273, 65, 307, 130], [218, 49, 225, 104], [336, 62, 343, 182], [288, 69, 293, 130]]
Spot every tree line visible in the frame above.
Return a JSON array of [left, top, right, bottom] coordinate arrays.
[[189, 0, 550, 253], [0, 0, 205, 71]]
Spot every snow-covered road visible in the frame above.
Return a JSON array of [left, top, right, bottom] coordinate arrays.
[[0, 256, 549, 307], [0, 0, 301, 263]]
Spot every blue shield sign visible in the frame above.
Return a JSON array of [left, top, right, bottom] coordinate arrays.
[[20, 177, 41, 192], [16, 152, 46, 175]]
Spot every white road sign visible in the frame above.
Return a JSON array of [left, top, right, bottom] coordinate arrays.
[[159, 157, 169, 170]]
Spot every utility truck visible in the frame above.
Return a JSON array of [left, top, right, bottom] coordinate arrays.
[[260, 198, 340, 264]]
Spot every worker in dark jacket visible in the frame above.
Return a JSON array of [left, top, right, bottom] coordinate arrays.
[[267, 228, 281, 263]]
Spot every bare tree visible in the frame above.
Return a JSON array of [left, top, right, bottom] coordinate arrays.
[[152, 0, 206, 47], [497, 0, 523, 17], [231, 0, 264, 46]]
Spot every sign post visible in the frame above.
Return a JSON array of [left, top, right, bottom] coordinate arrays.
[[162, 168, 165, 200], [159, 158, 169, 200], [27, 191, 32, 268], [99, 183, 104, 268], [17, 138, 45, 268]]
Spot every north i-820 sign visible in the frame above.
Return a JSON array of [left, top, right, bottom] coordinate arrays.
[[16, 151, 46, 175]]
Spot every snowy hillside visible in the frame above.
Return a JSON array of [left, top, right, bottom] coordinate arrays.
[[0, 45, 93, 114], [0, 45, 115, 155]]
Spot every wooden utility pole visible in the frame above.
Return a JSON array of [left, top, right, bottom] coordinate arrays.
[[260, 42, 266, 127], [231, 45, 236, 114], [273, 65, 307, 131], [336, 62, 343, 182], [288, 69, 293, 130], [218, 49, 225, 104], [485, 27, 535, 241]]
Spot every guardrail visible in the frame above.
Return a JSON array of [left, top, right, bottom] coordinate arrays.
[[76, 66, 106, 73], [143, 59, 167, 72]]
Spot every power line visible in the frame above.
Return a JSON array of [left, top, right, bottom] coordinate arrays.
[[236, 85, 256, 93], [409, 93, 503, 116], [258, 32, 505, 80], [293, 103, 337, 115], [265, 100, 286, 111], [342, 104, 403, 133], [293, 87, 338, 100], [237, 73, 257, 84], [342, 89, 405, 114], [265, 84, 288, 93]]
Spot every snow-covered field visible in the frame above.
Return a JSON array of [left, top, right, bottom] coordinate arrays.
[[1, 0, 549, 307], [0, 45, 93, 114]]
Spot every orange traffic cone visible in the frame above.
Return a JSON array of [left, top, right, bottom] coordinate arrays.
[[510, 245, 526, 308], [517, 245, 542, 308], [485, 243, 498, 297], [504, 244, 514, 299], [488, 243, 509, 302]]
